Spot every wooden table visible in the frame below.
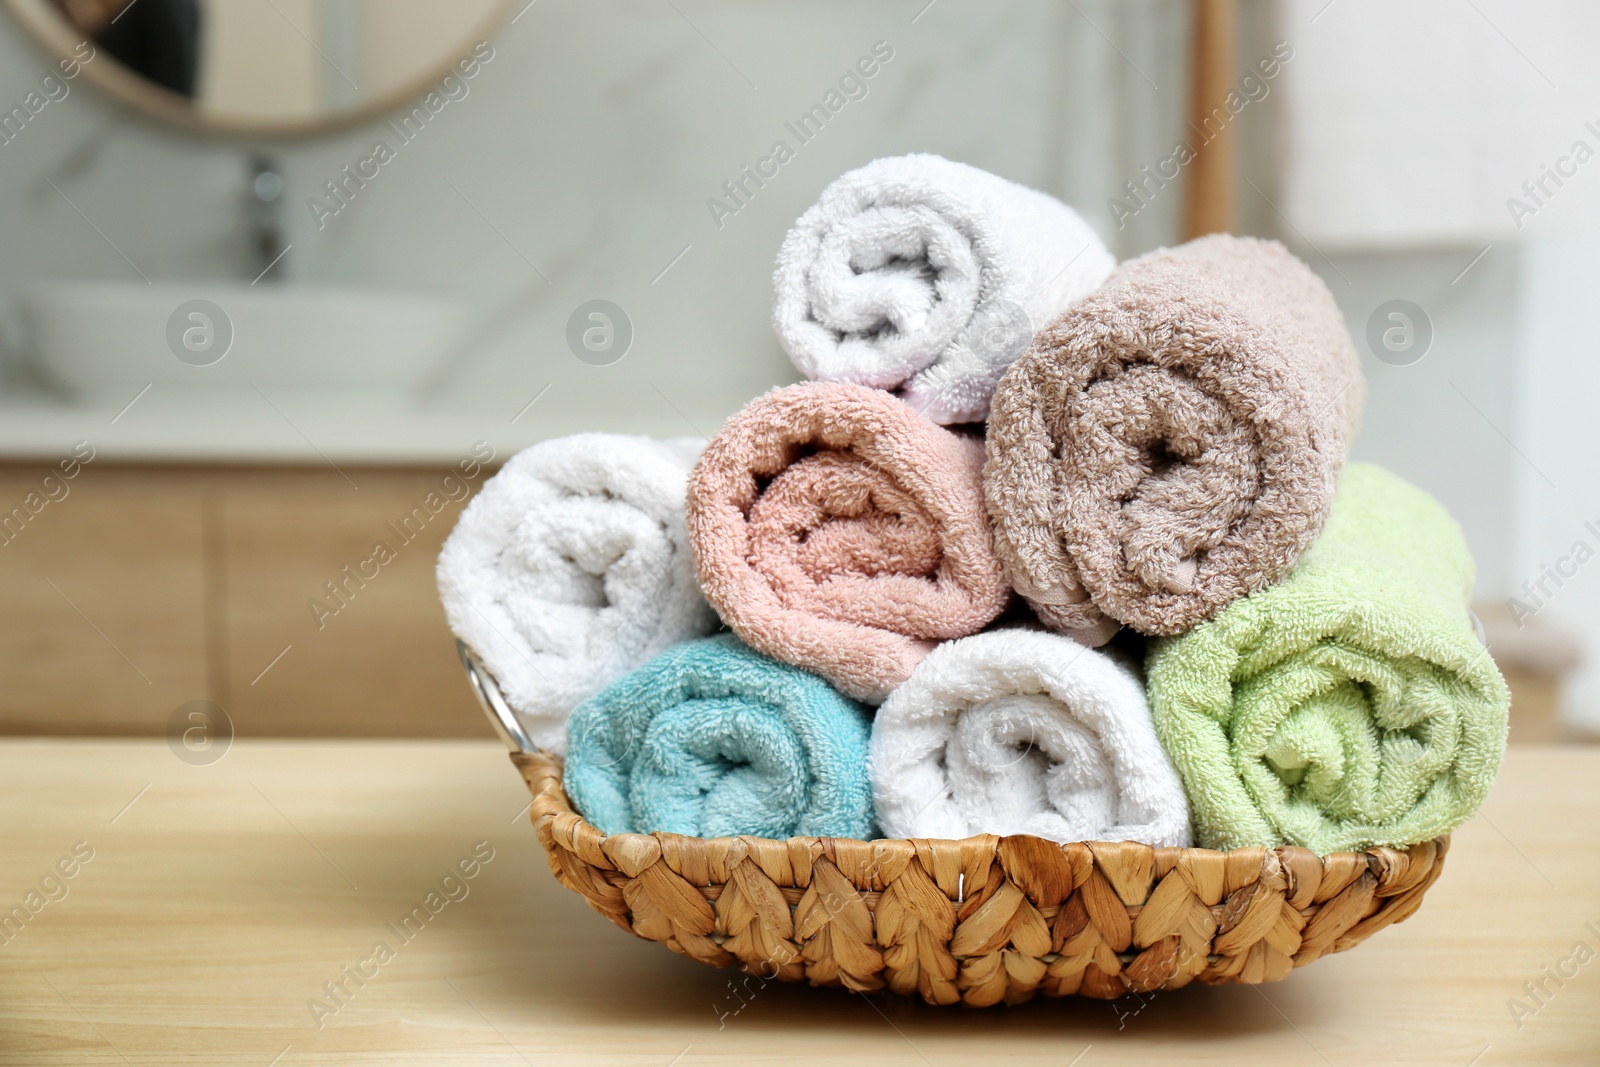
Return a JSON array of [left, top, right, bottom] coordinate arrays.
[[0, 741, 1594, 1065]]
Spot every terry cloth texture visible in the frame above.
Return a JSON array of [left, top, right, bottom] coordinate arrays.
[[1146, 464, 1510, 854], [773, 153, 1115, 424], [563, 634, 876, 839], [687, 381, 1011, 702], [985, 234, 1365, 646], [436, 433, 717, 756], [870, 629, 1191, 846]]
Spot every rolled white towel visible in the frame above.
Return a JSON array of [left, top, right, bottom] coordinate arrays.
[[772, 153, 1115, 425], [870, 629, 1191, 845], [436, 433, 718, 755]]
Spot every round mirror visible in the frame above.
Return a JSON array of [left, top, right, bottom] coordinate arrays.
[[3, 0, 511, 137]]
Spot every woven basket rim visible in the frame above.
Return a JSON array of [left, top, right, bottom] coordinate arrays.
[[465, 639, 1446, 865], [513, 748, 1449, 867]]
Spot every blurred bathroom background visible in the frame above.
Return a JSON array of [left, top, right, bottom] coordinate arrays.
[[0, 0, 1593, 742]]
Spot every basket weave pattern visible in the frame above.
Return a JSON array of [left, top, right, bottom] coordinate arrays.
[[515, 751, 1448, 1004]]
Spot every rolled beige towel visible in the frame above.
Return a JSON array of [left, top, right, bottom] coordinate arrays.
[[985, 235, 1364, 644]]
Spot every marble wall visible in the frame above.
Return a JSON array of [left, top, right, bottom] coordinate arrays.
[[0, 0, 1189, 429]]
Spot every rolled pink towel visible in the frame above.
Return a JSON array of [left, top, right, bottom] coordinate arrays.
[[986, 235, 1365, 644], [688, 382, 1010, 701]]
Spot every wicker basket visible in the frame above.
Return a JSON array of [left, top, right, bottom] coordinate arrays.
[[461, 642, 1450, 1005]]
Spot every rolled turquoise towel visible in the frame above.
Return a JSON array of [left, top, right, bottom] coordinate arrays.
[[1147, 464, 1509, 854], [564, 634, 876, 839]]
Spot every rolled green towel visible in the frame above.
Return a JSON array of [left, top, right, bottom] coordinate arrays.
[[564, 634, 876, 839], [1147, 464, 1509, 853]]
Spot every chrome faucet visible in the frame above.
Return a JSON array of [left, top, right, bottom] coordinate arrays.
[[247, 153, 286, 281]]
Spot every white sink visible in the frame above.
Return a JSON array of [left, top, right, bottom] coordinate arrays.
[[22, 282, 466, 398]]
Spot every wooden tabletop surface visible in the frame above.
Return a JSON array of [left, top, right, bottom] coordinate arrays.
[[0, 739, 1594, 1066]]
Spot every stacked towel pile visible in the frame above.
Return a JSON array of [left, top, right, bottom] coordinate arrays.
[[438, 154, 1509, 855]]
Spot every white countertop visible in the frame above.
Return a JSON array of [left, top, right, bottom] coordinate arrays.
[[0, 385, 731, 465]]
